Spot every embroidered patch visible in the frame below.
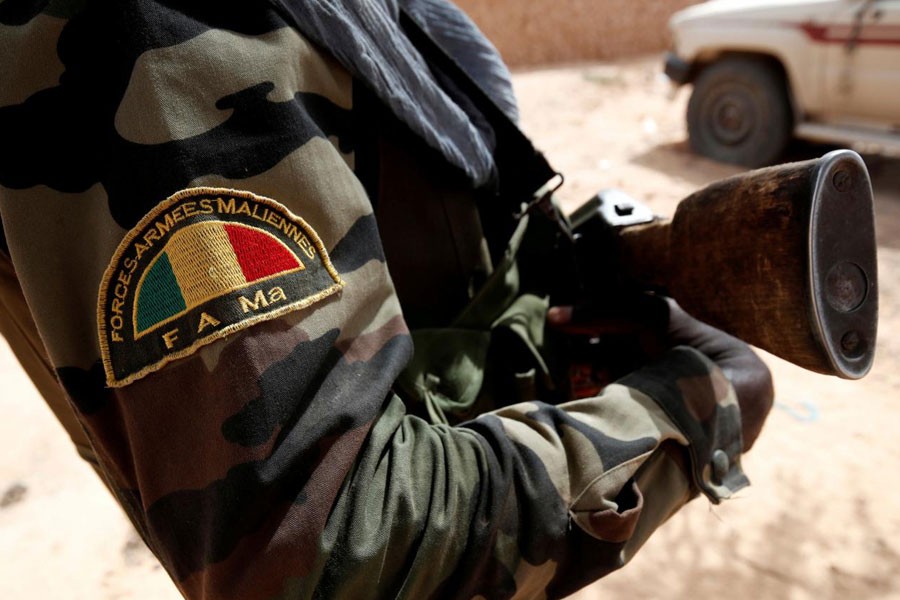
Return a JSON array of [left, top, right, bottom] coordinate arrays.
[[98, 187, 344, 387]]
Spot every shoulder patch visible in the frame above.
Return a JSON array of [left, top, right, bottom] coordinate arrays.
[[98, 187, 344, 387]]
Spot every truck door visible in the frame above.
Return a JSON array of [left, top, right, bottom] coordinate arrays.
[[821, 0, 900, 127]]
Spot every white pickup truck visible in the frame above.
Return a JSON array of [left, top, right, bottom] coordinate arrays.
[[665, 0, 900, 166]]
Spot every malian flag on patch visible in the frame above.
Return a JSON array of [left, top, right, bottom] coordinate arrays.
[[136, 221, 306, 335], [98, 188, 344, 387]]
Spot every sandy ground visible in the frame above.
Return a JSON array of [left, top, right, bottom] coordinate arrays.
[[2, 56, 899, 599]]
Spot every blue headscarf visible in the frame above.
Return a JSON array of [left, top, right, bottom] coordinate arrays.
[[275, 0, 518, 187]]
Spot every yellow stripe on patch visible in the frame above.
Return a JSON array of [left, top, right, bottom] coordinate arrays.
[[165, 221, 247, 308]]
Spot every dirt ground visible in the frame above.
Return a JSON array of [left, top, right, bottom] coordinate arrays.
[[2, 56, 899, 599]]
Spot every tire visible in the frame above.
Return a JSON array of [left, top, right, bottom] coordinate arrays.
[[687, 57, 793, 167]]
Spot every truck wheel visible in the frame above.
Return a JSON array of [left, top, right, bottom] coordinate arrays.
[[687, 57, 792, 167]]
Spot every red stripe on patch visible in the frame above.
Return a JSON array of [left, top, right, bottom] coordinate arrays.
[[224, 223, 302, 282]]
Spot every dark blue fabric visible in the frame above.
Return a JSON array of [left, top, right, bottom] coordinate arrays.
[[272, 0, 518, 187]]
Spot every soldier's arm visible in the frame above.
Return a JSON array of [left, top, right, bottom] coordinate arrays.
[[0, 4, 747, 599], [317, 348, 744, 598]]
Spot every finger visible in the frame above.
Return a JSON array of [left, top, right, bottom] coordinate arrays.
[[547, 305, 574, 325]]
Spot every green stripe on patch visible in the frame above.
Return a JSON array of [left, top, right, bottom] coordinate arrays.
[[136, 252, 187, 333]]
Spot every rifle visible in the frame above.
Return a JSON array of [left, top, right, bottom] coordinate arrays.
[[565, 149, 877, 382]]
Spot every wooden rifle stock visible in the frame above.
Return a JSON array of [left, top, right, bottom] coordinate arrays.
[[612, 150, 877, 379]]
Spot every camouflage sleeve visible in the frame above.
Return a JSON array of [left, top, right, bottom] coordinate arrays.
[[317, 347, 746, 599], [0, 4, 746, 599]]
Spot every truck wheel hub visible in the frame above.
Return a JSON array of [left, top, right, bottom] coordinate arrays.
[[712, 95, 753, 144]]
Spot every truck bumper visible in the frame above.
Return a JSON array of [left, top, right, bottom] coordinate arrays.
[[663, 52, 692, 85]]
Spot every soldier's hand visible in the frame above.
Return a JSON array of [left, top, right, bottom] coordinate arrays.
[[547, 298, 774, 451], [663, 298, 773, 451]]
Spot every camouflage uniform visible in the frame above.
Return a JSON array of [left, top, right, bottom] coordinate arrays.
[[0, 1, 747, 599]]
